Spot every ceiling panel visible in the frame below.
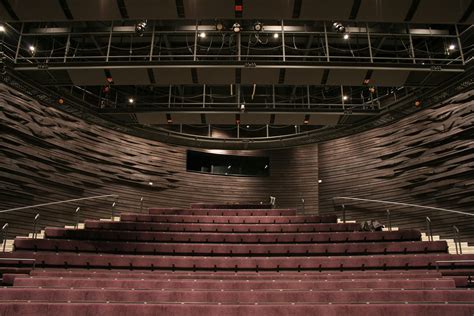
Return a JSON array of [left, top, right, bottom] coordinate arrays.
[[197, 68, 235, 85], [370, 70, 410, 86], [136, 112, 168, 125], [111, 69, 151, 85], [67, 0, 122, 20], [274, 113, 306, 125], [67, 69, 107, 85], [326, 69, 367, 86], [171, 113, 203, 124], [153, 69, 193, 85], [241, 69, 280, 84], [308, 114, 340, 125], [8, 0, 66, 21], [357, 0, 412, 22], [299, 0, 353, 20], [244, 0, 294, 19], [240, 113, 271, 125], [111, 68, 151, 85], [284, 68, 325, 85], [207, 113, 236, 124], [125, 0, 178, 19], [412, 0, 469, 23], [184, 0, 234, 19]]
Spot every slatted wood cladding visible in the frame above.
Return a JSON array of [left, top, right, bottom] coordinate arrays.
[[319, 91, 474, 243], [0, 84, 318, 238]]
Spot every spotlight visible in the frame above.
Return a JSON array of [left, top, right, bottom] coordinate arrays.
[[58, 98, 64, 105], [232, 22, 241, 33], [448, 44, 456, 50], [135, 20, 147, 36], [415, 100, 421, 107], [28, 45, 36, 53], [148, 181, 153, 186], [240, 103, 245, 111], [273, 33, 279, 39], [253, 22, 263, 32], [318, 179, 323, 183], [343, 33, 350, 40], [128, 97, 135, 104], [246, 125, 250, 128], [342, 95, 348, 101], [216, 22, 224, 32], [199, 32, 207, 38], [333, 22, 345, 33], [0, 25, 5, 33]]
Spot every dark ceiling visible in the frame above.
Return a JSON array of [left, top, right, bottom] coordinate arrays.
[[0, 0, 472, 142]]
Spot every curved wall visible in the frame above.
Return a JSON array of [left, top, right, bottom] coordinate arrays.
[[319, 90, 474, 242], [0, 84, 319, 237]]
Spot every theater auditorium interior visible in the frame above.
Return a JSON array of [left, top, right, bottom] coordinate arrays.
[[0, 0, 473, 315]]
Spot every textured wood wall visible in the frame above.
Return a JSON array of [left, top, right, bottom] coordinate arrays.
[[319, 90, 474, 242], [0, 84, 318, 238]]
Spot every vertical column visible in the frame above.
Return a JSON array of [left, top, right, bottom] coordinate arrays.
[[149, 21, 156, 61], [14, 23, 25, 63], [366, 23, 373, 63], [455, 25, 465, 65], [281, 20, 286, 61], [323, 22, 330, 62]]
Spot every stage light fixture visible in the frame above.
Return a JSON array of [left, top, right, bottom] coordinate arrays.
[[0, 25, 5, 33], [58, 98, 64, 105], [342, 95, 348, 101], [128, 97, 135, 104], [253, 22, 263, 32], [415, 100, 421, 107], [273, 33, 279, 38], [232, 22, 241, 33], [148, 181, 153, 186], [199, 32, 207, 38], [135, 20, 147, 36], [28, 45, 36, 53], [343, 33, 350, 40], [318, 179, 323, 183], [240, 104, 245, 111], [216, 22, 224, 31], [448, 44, 456, 50], [333, 22, 345, 33]]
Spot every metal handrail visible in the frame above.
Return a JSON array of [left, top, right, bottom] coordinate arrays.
[[0, 194, 119, 214], [333, 196, 474, 218], [333, 196, 471, 253]]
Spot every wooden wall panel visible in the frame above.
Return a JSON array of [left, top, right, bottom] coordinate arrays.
[[0, 84, 318, 238], [319, 91, 474, 242]]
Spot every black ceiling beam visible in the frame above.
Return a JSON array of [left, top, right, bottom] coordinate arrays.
[[404, 0, 421, 22], [349, 0, 362, 20], [459, 0, 474, 23], [58, 0, 73, 20], [116, 0, 129, 19], [292, 0, 302, 18], [175, 0, 185, 18], [0, 0, 19, 20]]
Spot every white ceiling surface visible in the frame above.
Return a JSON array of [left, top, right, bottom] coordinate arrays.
[[1, 0, 470, 22]]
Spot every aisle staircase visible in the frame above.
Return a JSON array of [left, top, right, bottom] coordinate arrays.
[[0, 203, 474, 315]]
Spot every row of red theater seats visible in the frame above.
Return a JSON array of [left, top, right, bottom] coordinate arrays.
[[27, 269, 446, 280], [3, 287, 474, 302], [13, 239, 449, 256], [84, 221, 361, 233], [8, 275, 456, 290], [43, 228, 422, 243], [190, 204, 273, 209], [2, 252, 473, 270], [120, 214, 338, 224], [1, 303, 473, 316], [148, 208, 298, 216]]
